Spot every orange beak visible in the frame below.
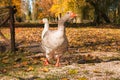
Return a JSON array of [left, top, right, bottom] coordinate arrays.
[[70, 13, 76, 18]]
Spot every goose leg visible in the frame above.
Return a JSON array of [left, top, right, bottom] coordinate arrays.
[[55, 57, 60, 67], [44, 58, 49, 66], [44, 53, 50, 66]]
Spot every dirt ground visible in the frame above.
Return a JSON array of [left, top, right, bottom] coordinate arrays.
[[0, 51, 120, 80]]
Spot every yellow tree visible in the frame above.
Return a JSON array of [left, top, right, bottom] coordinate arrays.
[[67, 0, 91, 23], [50, 0, 93, 23], [12, 0, 21, 17], [38, 0, 53, 19], [0, 0, 9, 6], [50, 0, 69, 20], [0, 0, 21, 22]]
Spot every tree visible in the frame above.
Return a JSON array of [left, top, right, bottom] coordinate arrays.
[[50, 0, 93, 23], [0, 0, 9, 7], [85, 0, 120, 24], [39, 0, 53, 19], [118, 0, 120, 23], [21, 0, 32, 22], [67, 0, 93, 23], [50, 0, 69, 20], [12, 0, 21, 22]]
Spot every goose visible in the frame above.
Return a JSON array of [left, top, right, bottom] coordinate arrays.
[[41, 18, 49, 39], [41, 11, 76, 67]]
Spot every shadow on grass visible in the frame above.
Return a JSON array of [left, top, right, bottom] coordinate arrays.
[[17, 76, 40, 80], [62, 52, 120, 65]]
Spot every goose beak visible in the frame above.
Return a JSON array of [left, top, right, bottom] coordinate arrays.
[[70, 13, 76, 18]]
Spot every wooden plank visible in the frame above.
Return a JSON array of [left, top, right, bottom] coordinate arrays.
[[9, 6, 15, 53], [0, 12, 9, 16], [0, 6, 10, 10]]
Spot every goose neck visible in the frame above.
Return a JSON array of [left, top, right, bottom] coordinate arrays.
[[58, 20, 65, 31]]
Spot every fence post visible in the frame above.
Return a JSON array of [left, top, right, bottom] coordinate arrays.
[[9, 6, 15, 53]]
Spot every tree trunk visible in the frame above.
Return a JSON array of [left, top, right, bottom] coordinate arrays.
[[118, 1, 120, 18], [100, 11, 111, 23], [113, 9, 117, 23], [94, 7, 100, 24], [86, 0, 111, 24]]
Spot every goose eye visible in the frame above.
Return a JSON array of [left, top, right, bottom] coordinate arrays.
[[67, 12, 70, 14]]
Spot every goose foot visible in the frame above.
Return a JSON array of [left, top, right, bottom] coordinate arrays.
[[55, 57, 60, 67], [44, 59, 49, 66]]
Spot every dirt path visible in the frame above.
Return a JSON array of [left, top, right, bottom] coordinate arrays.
[[0, 52, 120, 80]]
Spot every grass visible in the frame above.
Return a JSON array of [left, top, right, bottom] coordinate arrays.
[[1, 26, 120, 52], [82, 70, 89, 74], [105, 70, 115, 76], [110, 77, 120, 80]]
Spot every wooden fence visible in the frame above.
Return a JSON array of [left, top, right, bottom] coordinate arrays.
[[0, 6, 16, 53]]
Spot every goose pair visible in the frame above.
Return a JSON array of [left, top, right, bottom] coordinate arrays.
[[41, 11, 76, 67]]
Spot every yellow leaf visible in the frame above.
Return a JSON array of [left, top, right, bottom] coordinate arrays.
[[61, 78, 69, 80], [40, 58, 46, 61], [78, 77, 88, 80], [93, 70, 101, 73], [42, 67, 49, 72], [68, 69, 78, 75], [27, 66, 34, 71], [33, 59, 39, 64]]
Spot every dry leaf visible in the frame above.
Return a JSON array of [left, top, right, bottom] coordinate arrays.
[[13, 64, 21, 68], [21, 61, 28, 66], [27, 66, 34, 71], [2, 59, 9, 63], [40, 58, 46, 61], [61, 78, 69, 80], [93, 69, 101, 73], [42, 67, 49, 72], [33, 60, 39, 64]]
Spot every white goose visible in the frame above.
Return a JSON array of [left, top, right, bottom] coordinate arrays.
[[41, 11, 76, 67]]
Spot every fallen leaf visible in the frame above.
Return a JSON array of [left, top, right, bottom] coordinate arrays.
[[40, 58, 46, 61], [21, 61, 28, 67], [13, 64, 21, 68], [0, 69, 7, 73], [2, 59, 9, 63], [42, 67, 49, 72], [33, 59, 39, 64], [93, 69, 101, 73], [61, 78, 69, 80], [68, 69, 78, 75], [15, 57, 22, 62], [78, 76, 88, 80], [27, 66, 34, 71]]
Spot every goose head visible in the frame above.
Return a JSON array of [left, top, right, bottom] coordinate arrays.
[[42, 18, 49, 23], [58, 11, 76, 27], [61, 11, 76, 22]]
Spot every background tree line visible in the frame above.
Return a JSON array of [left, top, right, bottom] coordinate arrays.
[[0, 0, 120, 24]]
